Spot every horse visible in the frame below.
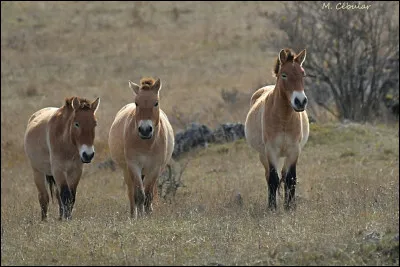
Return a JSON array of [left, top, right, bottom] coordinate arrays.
[[108, 77, 174, 219], [244, 48, 309, 210], [24, 96, 100, 220]]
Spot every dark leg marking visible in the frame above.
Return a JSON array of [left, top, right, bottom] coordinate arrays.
[[144, 191, 153, 214], [268, 164, 279, 210], [39, 194, 48, 221], [134, 187, 145, 206], [284, 164, 297, 209], [45, 175, 55, 203], [59, 185, 76, 220], [55, 188, 62, 220]]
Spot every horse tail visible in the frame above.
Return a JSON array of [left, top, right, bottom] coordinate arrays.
[[45, 175, 56, 203]]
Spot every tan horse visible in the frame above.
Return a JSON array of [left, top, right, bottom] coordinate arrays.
[[108, 77, 174, 219], [245, 48, 309, 210], [24, 96, 100, 220]]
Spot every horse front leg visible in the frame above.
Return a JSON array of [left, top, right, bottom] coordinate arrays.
[[284, 163, 297, 210], [53, 169, 80, 220], [55, 188, 62, 220], [283, 150, 299, 210], [143, 170, 160, 215], [59, 185, 76, 220], [126, 165, 145, 219], [259, 153, 279, 210]]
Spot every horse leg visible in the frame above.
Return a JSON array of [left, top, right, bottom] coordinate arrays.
[[55, 187, 62, 220], [284, 163, 297, 210], [52, 169, 78, 220], [58, 184, 76, 220], [282, 152, 299, 210], [64, 170, 81, 220], [126, 165, 145, 219], [123, 167, 136, 218], [259, 153, 279, 210], [143, 170, 160, 215], [32, 168, 49, 220]]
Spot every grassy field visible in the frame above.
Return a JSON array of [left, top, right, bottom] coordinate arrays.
[[1, 1, 399, 266]]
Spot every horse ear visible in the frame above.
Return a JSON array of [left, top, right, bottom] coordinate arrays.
[[152, 78, 162, 92], [279, 49, 287, 65], [72, 97, 80, 110], [129, 80, 140, 95], [295, 49, 307, 66], [91, 97, 100, 114]]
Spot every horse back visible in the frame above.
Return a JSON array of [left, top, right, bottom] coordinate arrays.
[[24, 107, 58, 174], [245, 86, 274, 154], [159, 109, 175, 166], [108, 103, 136, 167], [250, 85, 274, 106]]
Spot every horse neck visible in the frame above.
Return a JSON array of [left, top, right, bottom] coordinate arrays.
[[55, 106, 76, 147], [270, 82, 296, 120]]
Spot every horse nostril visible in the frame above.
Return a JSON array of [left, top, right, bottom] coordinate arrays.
[[149, 126, 153, 133], [82, 151, 94, 161], [303, 97, 308, 105], [294, 98, 301, 106]]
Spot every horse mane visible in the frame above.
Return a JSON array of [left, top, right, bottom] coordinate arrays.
[[64, 96, 91, 110], [273, 48, 297, 77], [140, 77, 156, 90]]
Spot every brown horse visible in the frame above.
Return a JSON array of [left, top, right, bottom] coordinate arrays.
[[108, 77, 174, 219], [24, 96, 100, 220], [245, 48, 309, 210]]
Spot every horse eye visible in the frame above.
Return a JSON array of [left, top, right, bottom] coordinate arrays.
[[74, 122, 80, 128], [281, 73, 287, 79], [154, 102, 159, 107]]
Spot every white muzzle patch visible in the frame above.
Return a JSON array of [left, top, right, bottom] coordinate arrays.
[[79, 144, 95, 163], [138, 120, 154, 139], [290, 90, 308, 111]]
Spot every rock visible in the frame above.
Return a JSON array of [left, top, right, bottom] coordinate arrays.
[[363, 231, 381, 242], [213, 123, 245, 143], [393, 233, 399, 242], [172, 123, 214, 159], [172, 122, 246, 159]]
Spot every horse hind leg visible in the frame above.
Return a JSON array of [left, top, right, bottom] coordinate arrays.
[[45, 175, 55, 204], [32, 168, 50, 220]]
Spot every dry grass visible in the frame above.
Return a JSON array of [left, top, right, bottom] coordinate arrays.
[[2, 122, 399, 265], [1, 2, 399, 266]]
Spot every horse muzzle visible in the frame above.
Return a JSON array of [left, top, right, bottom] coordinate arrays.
[[291, 91, 308, 112], [81, 151, 95, 163], [293, 107, 306, 112], [138, 124, 153, 139], [138, 132, 153, 140]]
